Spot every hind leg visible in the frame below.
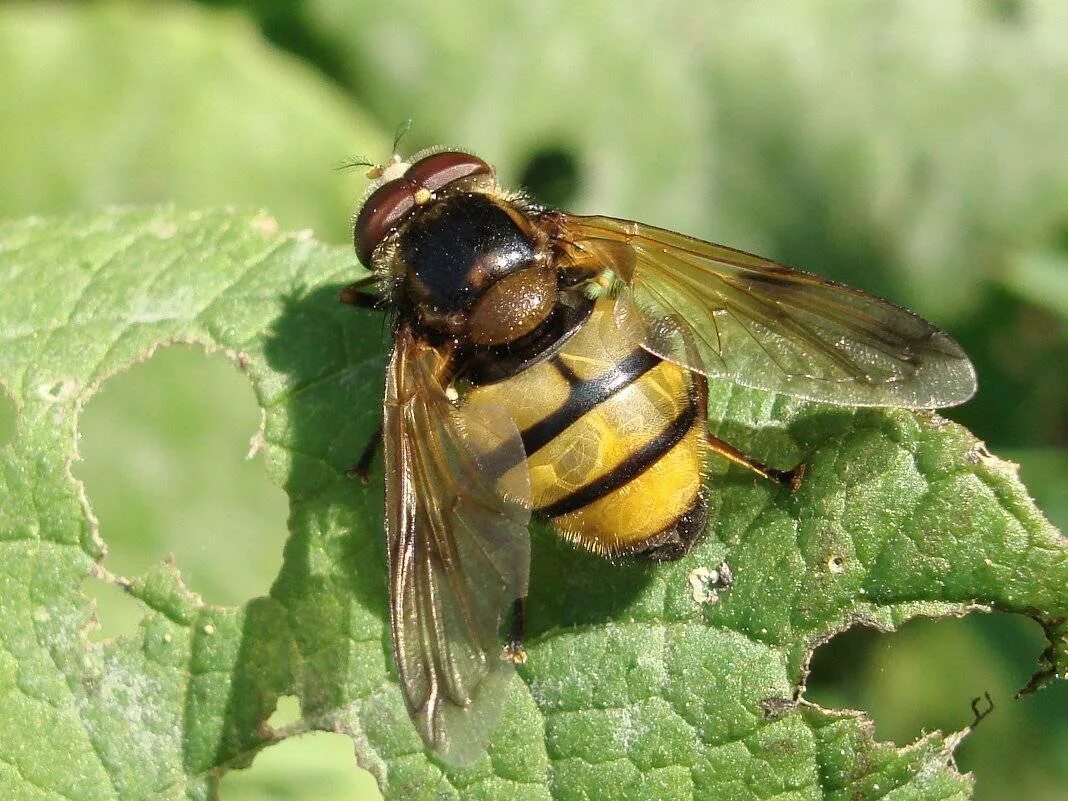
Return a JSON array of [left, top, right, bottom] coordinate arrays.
[[706, 433, 805, 491], [627, 428, 804, 562]]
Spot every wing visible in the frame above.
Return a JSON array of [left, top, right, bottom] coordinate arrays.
[[545, 213, 976, 408], [383, 327, 531, 765]]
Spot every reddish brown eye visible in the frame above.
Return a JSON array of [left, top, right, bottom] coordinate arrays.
[[354, 177, 415, 266], [406, 151, 493, 194], [353, 151, 494, 266]]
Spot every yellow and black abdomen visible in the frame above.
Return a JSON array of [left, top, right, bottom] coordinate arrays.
[[466, 300, 708, 558]]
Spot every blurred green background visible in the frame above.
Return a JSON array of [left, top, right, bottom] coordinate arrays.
[[1, 1, 1066, 799]]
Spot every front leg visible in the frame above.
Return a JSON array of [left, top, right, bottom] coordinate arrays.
[[339, 275, 385, 309], [346, 422, 383, 484], [500, 596, 528, 664]]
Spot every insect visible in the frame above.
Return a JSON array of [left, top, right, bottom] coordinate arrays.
[[343, 147, 976, 764]]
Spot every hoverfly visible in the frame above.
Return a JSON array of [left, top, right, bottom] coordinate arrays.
[[342, 148, 976, 764]]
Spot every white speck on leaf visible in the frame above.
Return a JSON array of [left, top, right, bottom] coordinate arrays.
[[250, 214, 279, 236], [689, 566, 718, 604], [148, 219, 177, 239], [689, 562, 733, 605]]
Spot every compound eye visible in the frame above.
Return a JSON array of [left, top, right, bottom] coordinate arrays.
[[354, 177, 414, 266], [353, 151, 494, 266], [407, 151, 493, 194]]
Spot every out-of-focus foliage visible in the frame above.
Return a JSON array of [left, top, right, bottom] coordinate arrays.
[[0, 1, 384, 236], [0, 1, 1065, 800], [307, 0, 1068, 316]]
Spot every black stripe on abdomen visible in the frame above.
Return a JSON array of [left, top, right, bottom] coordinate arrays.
[[535, 389, 700, 519], [521, 348, 660, 456]]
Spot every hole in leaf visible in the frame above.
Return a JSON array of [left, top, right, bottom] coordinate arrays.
[[266, 695, 301, 730], [518, 145, 581, 208], [219, 730, 380, 801], [75, 345, 288, 610], [807, 613, 1068, 801], [84, 574, 141, 641], [0, 383, 14, 447]]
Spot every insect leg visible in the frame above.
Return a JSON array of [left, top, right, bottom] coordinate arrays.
[[500, 596, 528, 665], [672, 309, 803, 493], [339, 276, 384, 309], [346, 422, 383, 484], [706, 433, 805, 491], [662, 309, 803, 489]]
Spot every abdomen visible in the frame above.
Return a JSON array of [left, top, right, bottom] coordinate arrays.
[[465, 300, 708, 557]]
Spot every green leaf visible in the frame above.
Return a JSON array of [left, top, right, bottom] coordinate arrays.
[[1, 208, 1064, 799]]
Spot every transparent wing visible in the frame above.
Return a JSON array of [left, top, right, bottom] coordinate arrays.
[[384, 327, 531, 765], [546, 213, 976, 408]]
